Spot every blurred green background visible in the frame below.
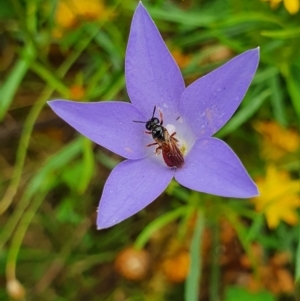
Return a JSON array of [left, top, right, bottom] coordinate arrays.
[[0, 0, 299, 300]]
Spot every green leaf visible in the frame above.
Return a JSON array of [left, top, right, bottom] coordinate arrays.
[[224, 286, 275, 301], [25, 138, 82, 197], [0, 139, 82, 248], [261, 27, 300, 39], [0, 0, 15, 18], [95, 151, 119, 170], [78, 138, 95, 194], [55, 197, 82, 225], [0, 44, 35, 120], [286, 64, 300, 119], [148, 5, 217, 27], [101, 73, 125, 100], [93, 28, 123, 67], [27, 139, 82, 195], [269, 75, 287, 126], [61, 162, 84, 191], [134, 206, 189, 250], [30, 61, 70, 97]]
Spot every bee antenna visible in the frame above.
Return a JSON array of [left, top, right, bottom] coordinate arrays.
[[152, 106, 157, 118], [133, 120, 146, 123]]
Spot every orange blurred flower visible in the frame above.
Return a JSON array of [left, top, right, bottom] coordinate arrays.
[[239, 249, 294, 294], [53, 0, 114, 38], [115, 247, 151, 281], [170, 48, 191, 69], [253, 121, 300, 161], [69, 84, 85, 100], [162, 250, 190, 283], [205, 45, 233, 64], [252, 165, 300, 228]]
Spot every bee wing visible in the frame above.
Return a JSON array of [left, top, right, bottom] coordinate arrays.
[[162, 141, 184, 168]]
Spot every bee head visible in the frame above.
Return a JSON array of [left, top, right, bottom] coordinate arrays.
[[146, 117, 159, 130]]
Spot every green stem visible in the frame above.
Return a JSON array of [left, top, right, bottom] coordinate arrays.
[[34, 219, 91, 293], [227, 210, 259, 278], [0, 86, 54, 214], [134, 206, 188, 250], [6, 191, 47, 280], [3, 0, 124, 284], [30, 61, 70, 97], [0, 139, 82, 250], [0, 26, 98, 214], [209, 220, 220, 301], [185, 210, 204, 301]]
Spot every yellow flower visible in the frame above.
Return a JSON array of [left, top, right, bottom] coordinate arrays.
[[253, 121, 300, 161], [263, 0, 300, 14], [252, 165, 300, 228], [53, 0, 114, 38]]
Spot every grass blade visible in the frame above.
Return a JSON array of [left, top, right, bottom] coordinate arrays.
[[185, 210, 204, 301]]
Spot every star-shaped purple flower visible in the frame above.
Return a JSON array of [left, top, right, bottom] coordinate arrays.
[[49, 3, 259, 229]]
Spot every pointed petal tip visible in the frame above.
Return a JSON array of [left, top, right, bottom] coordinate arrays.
[[126, 0, 185, 115], [221, 181, 259, 199], [96, 219, 119, 230], [47, 100, 149, 159], [180, 47, 260, 138], [96, 159, 174, 230], [242, 47, 259, 60], [47, 99, 55, 106], [136, 1, 147, 14], [175, 139, 260, 199], [47, 99, 59, 109], [248, 183, 260, 198], [228, 169, 260, 199], [96, 207, 127, 230], [237, 179, 259, 198], [223, 181, 259, 199], [255, 47, 260, 61], [47, 99, 77, 115], [244, 47, 260, 65], [96, 214, 125, 229], [47, 99, 69, 108]]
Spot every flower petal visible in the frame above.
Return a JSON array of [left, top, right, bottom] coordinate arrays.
[[125, 3, 185, 119], [175, 138, 258, 198], [97, 157, 174, 229], [180, 48, 259, 138], [48, 100, 148, 159]]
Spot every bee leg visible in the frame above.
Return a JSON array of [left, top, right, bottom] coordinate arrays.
[[155, 146, 162, 155], [170, 132, 179, 142], [144, 131, 152, 134], [146, 142, 158, 147], [146, 142, 161, 155], [159, 109, 164, 125]]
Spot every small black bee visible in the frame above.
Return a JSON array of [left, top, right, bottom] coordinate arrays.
[[133, 106, 184, 168]]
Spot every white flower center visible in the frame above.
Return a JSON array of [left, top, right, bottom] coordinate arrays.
[[144, 107, 196, 168], [165, 120, 195, 156]]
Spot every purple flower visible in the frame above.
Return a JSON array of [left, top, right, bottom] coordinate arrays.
[[49, 3, 259, 229]]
